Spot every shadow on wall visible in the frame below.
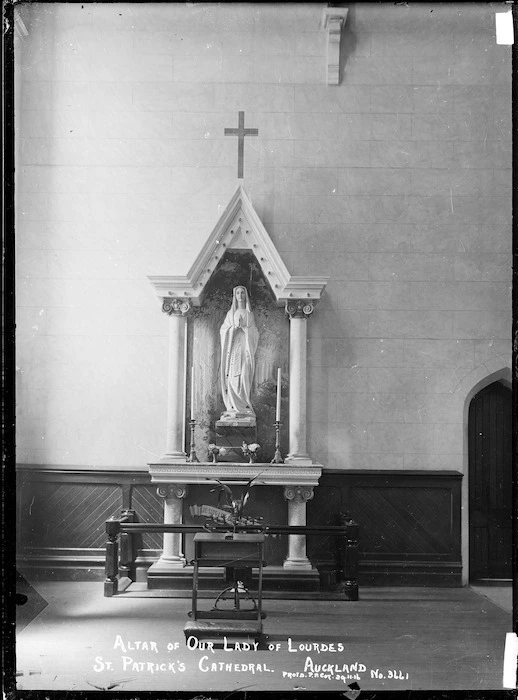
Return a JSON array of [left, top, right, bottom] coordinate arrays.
[[339, 4, 357, 84]]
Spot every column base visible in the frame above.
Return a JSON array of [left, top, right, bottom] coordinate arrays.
[[283, 558, 313, 570], [147, 557, 187, 575], [284, 455, 314, 466], [159, 453, 188, 464]]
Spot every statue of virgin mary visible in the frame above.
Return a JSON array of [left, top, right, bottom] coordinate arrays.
[[219, 286, 259, 420]]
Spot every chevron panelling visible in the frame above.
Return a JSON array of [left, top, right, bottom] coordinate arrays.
[[22, 483, 122, 549], [17, 466, 461, 584], [306, 486, 343, 563], [131, 485, 163, 550], [307, 472, 460, 566], [349, 487, 452, 556]]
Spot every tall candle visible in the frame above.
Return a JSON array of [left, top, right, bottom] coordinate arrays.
[[191, 365, 195, 420], [275, 367, 281, 422]]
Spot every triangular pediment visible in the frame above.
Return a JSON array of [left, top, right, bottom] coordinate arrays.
[[148, 186, 328, 306]]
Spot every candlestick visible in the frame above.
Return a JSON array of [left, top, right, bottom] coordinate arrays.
[[190, 365, 195, 420], [275, 367, 281, 422], [187, 419, 199, 463], [270, 420, 284, 464]]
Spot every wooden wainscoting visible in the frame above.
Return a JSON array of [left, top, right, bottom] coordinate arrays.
[[16, 465, 161, 580], [307, 470, 463, 586], [17, 466, 462, 586]]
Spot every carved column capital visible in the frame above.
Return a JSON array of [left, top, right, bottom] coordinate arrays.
[[162, 297, 193, 317], [285, 300, 316, 320], [283, 485, 314, 503], [171, 484, 189, 499], [156, 484, 189, 499]]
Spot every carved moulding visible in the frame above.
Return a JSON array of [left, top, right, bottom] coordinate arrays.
[[148, 463, 322, 487], [147, 186, 328, 307]]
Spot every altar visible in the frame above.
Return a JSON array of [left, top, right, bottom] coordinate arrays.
[[146, 186, 328, 594]]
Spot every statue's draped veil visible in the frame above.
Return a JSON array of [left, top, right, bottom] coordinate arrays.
[[219, 286, 259, 416]]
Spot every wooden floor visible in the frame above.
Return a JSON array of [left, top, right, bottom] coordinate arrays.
[[15, 581, 511, 692]]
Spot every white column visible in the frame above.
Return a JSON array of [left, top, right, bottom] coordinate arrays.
[[160, 298, 192, 463], [283, 486, 314, 570], [285, 300, 314, 465], [148, 484, 188, 572]]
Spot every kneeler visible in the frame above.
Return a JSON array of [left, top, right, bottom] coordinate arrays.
[[184, 533, 266, 645]]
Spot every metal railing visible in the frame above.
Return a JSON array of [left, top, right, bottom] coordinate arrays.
[[104, 512, 359, 600]]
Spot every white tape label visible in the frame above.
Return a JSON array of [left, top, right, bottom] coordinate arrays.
[[503, 632, 518, 689], [496, 11, 514, 45]]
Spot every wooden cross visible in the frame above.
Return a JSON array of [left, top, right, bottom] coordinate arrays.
[[224, 111, 258, 179]]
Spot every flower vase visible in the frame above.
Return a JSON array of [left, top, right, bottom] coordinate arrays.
[[249, 454, 256, 464]]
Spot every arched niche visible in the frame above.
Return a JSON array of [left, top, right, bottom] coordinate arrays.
[[188, 248, 289, 462]]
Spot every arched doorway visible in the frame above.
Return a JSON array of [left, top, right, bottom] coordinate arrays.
[[468, 380, 512, 581]]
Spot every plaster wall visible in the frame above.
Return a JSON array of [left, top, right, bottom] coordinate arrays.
[[15, 2, 511, 473]]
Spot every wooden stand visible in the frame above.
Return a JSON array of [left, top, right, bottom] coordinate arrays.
[[184, 533, 266, 645]]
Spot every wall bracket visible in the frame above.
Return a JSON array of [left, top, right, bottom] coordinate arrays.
[[320, 6, 349, 86]]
